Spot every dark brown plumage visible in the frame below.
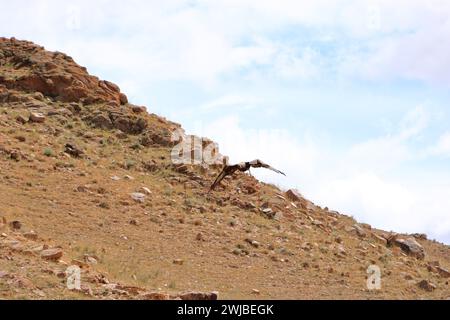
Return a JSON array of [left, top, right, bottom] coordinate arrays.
[[209, 159, 285, 191]]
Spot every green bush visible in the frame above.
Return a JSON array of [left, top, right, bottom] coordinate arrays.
[[43, 148, 53, 157]]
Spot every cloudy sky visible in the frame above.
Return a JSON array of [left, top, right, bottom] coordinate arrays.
[[2, 0, 450, 244]]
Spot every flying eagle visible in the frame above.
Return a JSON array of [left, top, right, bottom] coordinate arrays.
[[209, 159, 286, 191]]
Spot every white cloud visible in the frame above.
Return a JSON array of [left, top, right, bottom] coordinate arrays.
[[200, 95, 261, 111], [343, 106, 429, 173], [273, 47, 323, 80], [427, 132, 450, 158], [4, 0, 450, 87]]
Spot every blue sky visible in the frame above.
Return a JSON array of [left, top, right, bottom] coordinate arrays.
[[2, 0, 450, 244]]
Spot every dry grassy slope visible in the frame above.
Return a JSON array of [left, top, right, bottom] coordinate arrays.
[[0, 38, 449, 300]]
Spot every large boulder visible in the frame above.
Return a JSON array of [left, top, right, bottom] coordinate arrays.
[[84, 110, 147, 134], [86, 113, 113, 130], [389, 236, 425, 260]]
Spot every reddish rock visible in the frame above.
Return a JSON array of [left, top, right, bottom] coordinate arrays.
[[131, 105, 146, 113], [40, 248, 63, 261], [11, 276, 35, 289], [23, 231, 38, 241], [141, 292, 170, 300], [173, 259, 184, 265], [436, 266, 450, 278], [285, 189, 302, 202], [417, 280, 436, 292], [29, 112, 46, 123], [371, 232, 388, 245], [0, 38, 126, 105], [9, 221, 22, 230], [16, 114, 28, 124], [177, 291, 219, 300], [352, 224, 367, 238], [119, 93, 128, 105]]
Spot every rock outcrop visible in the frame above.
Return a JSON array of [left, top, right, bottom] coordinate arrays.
[[0, 37, 127, 105]]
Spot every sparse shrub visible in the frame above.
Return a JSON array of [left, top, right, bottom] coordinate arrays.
[[164, 188, 173, 197], [43, 148, 53, 157], [130, 143, 142, 150], [183, 198, 193, 208], [168, 281, 176, 289], [123, 159, 136, 170], [99, 202, 110, 209]]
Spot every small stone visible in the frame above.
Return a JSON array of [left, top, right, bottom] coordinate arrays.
[[23, 231, 38, 240], [417, 280, 436, 292], [436, 266, 450, 278], [251, 289, 260, 295], [140, 292, 170, 300], [130, 193, 146, 203], [84, 255, 98, 265], [352, 224, 367, 238], [71, 259, 89, 269], [16, 114, 28, 124], [33, 289, 46, 298], [12, 276, 34, 289], [245, 238, 260, 248], [140, 187, 152, 195], [41, 248, 63, 261], [29, 112, 46, 123], [412, 233, 427, 240], [371, 232, 388, 245], [129, 219, 139, 226], [33, 92, 45, 101], [232, 249, 242, 256], [337, 245, 347, 256], [196, 233, 203, 241], [173, 259, 184, 265], [285, 189, 302, 202], [131, 105, 146, 113], [274, 212, 283, 221], [111, 176, 121, 181], [403, 273, 414, 280], [9, 221, 22, 230], [178, 291, 218, 300]]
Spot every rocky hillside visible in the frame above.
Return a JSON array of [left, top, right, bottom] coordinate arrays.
[[0, 37, 449, 300]]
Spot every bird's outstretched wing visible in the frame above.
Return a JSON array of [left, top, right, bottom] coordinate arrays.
[[209, 165, 238, 191], [248, 159, 286, 176]]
